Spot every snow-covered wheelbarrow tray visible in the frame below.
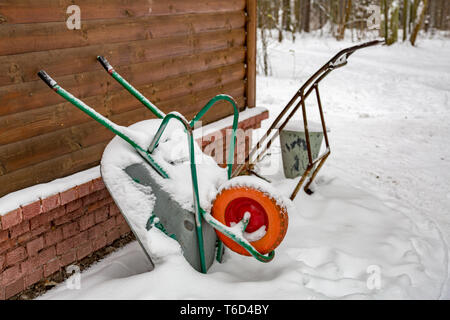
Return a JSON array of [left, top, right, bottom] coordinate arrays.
[[37, 58, 288, 273]]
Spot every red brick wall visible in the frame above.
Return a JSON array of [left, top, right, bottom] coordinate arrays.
[[0, 177, 130, 299], [0, 110, 268, 299]]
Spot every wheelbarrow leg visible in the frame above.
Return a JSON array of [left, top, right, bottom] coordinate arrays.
[[290, 165, 312, 200], [302, 84, 331, 195], [303, 151, 330, 195]]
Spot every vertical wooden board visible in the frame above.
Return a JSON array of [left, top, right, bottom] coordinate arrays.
[[245, 0, 257, 108]]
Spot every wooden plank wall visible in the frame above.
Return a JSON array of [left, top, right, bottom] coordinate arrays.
[[0, 0, 257, 197]]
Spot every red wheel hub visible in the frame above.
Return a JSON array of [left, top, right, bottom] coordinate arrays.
[[224, 197, 269, 233]]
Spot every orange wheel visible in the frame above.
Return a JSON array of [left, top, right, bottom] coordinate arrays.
[[212, 183, 288, 256]]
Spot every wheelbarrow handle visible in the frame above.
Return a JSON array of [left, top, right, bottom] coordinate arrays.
[[96, 55, 166, 119], [37, 70, 57, 89], [97, 56, 114, 73], [329, 39, 384, 68]]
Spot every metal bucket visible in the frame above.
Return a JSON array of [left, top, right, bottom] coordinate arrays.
[[279, 121, 324, 179]]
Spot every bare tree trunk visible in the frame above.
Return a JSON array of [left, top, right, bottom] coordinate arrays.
[[294, 0, 302, 34], [259, 0, 270, 76], [261, 28, 269, 76], [383, 0, 389, 42], [430, 0, 438, 30], [282, 0, 292, 32], [439, 0, 446, 30], [278, 1, 283, 43], [318, 0, 324, 35], [410, 0, 429, 46], [303, 0, 311, 32], [387, 1, 399, 45], [272, 0, 280, 29], [403, 0, 409, 41], [337, 0, 352, 40], [410, 0, 419, 33], [423, 0, 430, 32], [329, 0, 335, 35], [273, 0, 283, 42]]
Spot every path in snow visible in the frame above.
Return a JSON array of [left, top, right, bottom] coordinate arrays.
[[40, 35, 450, 300]]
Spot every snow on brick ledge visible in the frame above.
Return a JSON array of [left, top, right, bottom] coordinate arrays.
[[0, 107, 268, 300]]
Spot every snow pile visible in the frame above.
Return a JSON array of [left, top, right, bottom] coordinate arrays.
[[40, 168, 447, 299], [42, 130, 447, 299], [40, 36, 449, 300]]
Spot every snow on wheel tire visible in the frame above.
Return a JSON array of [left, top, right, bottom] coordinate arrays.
[[212, 177, 289, 256]]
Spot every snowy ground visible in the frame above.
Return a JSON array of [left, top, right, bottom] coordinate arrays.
[[40, 34, 450, 300]]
